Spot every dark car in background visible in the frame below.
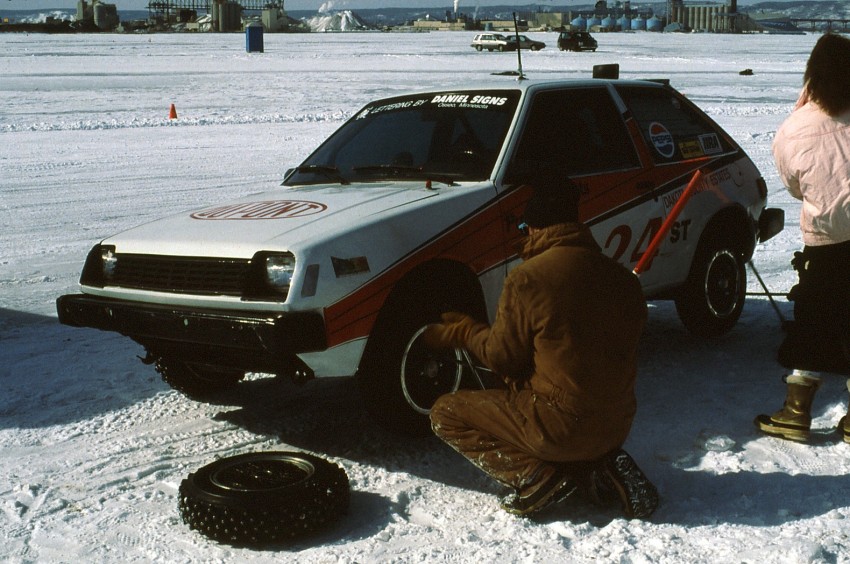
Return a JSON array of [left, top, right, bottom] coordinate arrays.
[[558, 30, 598, 51], [505, 34, 546, 51]]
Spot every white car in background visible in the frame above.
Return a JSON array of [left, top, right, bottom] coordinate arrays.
[[470, 33, 514, 51], [58, 69, 783, 435]]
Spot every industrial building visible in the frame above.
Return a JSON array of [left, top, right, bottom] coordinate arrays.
[[408, 0, 837, 35]]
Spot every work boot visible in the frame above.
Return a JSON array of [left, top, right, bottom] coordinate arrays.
[[583, 449, 659, 519], [499, 464, 577, 517], [840, 380, 850, 444], [754, 374, 821, 442], [839, 414, 850, 444]]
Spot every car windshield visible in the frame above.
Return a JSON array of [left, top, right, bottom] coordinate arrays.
[[285, 90, 521, 186]]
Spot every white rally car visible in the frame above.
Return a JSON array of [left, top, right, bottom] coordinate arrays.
[[58, 71, 783, 434]]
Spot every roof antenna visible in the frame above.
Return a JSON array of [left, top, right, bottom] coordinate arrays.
[[512, 12, 525, 81]]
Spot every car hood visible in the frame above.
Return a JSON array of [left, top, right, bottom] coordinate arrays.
[[102, 182, 450, 258]]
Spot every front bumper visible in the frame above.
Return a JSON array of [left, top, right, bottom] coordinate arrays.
[[56, 294, 327, 374]]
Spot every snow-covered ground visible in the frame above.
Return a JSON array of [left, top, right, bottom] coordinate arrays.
[[2, 30, 849, 562]]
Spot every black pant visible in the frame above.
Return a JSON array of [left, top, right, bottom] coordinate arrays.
[[778, 240, 850, 375]]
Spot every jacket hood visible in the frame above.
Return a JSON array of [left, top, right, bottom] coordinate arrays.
[[519, 222, 601, 261]]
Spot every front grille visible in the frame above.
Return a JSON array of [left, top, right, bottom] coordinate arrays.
[[110, 254, 251, 296]]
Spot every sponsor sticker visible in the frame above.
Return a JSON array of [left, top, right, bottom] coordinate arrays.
[[679, 140, 703, 159], [358, 92, 512, 117], [430, 93, 509, 109], [698, 133, 722, 155], [191, 200, 327, 220], [648, 122, 675, 158]]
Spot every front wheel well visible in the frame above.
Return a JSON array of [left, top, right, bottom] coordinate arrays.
[[375, 259, 488, 326], [699, 206, 757, 261], [356, 259, 487, 435]]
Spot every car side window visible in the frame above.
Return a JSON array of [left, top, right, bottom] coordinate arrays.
[[512, 88, 639, 176], [615, 85, 730, 163]]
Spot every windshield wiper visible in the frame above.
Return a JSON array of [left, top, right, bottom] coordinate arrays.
[[352, 164, 457, 186], [289, 164, 349, 185]]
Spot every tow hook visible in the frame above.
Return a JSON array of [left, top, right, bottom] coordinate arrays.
[[281, 355, 315, 385]]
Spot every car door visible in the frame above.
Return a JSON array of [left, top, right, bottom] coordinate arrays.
[[612, 83, 743, 289], [500, 85, 666, 281]]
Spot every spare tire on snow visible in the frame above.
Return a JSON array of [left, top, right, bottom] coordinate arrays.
[[178, 451, 350, 546]]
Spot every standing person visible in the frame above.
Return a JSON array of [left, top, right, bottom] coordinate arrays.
[[424, 175, 658, 518], [755, 33, 850, 443]]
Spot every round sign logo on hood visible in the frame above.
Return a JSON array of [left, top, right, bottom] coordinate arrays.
[[191, 200, 328, 220]]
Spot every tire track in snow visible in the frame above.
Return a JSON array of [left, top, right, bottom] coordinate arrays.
[[1, 111, 352, 133]]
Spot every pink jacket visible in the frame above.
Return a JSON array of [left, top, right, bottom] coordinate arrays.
[[772, 101, 850, 246]]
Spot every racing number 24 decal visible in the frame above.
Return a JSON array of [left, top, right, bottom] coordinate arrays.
[[604, 217, 692, 270]]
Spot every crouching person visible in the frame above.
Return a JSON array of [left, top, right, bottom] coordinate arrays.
[[425, 176, 658, 518]]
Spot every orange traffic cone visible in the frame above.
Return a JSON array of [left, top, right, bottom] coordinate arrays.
[[168, 103, 178, 119]]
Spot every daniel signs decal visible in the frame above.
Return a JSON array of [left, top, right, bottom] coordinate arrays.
[[356, 91, 514, 119], [191, 200, 328, 220]]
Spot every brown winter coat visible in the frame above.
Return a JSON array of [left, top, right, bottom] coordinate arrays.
[[429, 223, 646, 487]]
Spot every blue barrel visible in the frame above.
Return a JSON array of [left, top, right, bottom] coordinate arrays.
[[647, 16, 663, 31], [246, 23, 264, 53]]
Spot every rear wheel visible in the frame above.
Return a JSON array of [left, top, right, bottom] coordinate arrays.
[[675, 235, 746, 338]]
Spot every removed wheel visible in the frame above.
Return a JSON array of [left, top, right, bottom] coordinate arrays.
[[179, 451, 350, 546]]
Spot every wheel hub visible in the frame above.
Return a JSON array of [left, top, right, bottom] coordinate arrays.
[[704, 250, 740, 317], [211, 458, 311, 491]]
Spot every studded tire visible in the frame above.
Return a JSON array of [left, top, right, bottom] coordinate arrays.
[[178, 451, 350, 546]]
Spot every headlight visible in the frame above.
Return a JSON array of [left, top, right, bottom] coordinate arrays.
[[80, 244, 116, 287], [244, 251, 296, 301], [264, 254, 296, 292], [101, 246, 118, 281]]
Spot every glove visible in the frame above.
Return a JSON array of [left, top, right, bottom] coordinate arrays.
[[422, 312, 478, 350]]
